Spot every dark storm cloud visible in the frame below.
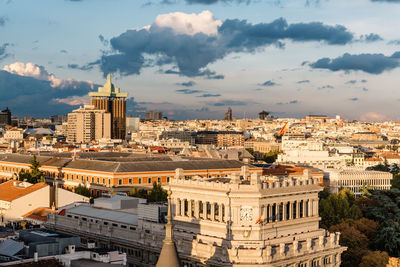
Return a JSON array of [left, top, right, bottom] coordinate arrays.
[[176, 88, 204, 94], [388, 40, 400, 45], [0, 70, 97, 117], [261, 80, 277, 87], [176, 81, 196, 87], [99, 17, 355, 77], [60, 50, 68, 54], [310, 51, 400, 74], [197, 93, 221, 97]]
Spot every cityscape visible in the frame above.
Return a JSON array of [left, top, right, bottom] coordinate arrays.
[[0, 0, 400, 267]]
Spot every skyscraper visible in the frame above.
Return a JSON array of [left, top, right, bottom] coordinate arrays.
[[224, 107, 232, 121], [89, 74, 128, 139], [0, 108, 11, 126]]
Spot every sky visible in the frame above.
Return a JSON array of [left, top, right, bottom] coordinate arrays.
[[0, 0, 400, 121]]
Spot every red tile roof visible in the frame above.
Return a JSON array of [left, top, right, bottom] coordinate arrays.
[[23, 207, 56, 222], [0, 181, 48, 202]]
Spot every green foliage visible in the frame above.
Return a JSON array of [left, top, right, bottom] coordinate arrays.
[[262, 150, 280, 163], [359, 251, 389, 267], [129, 182, 167, 203], [17, 155, 45, 184], [372, 222, 400, 257], [319, 188, 361, 229], [392, 174, 400, 189], [74, 184, 92, 198]]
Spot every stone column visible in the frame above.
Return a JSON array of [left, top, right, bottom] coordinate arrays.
[[268, 204, 272, 223], [195, 201, 199, 219], [282, 202, 286, 221], [188, 200, 192, 218], [203, 202, 208, 220], [289, 202, 293, 220], [176, 199, 181, 216], [211, 203, 216, 221], [181, 199, 186, 216]]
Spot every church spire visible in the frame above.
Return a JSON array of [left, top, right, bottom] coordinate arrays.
[[156, 190, 180, 267]]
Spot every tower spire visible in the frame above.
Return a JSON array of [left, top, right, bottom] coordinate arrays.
[[156, 190, 180, 267]]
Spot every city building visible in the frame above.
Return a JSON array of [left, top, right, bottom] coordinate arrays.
[[89, 74, 128, 140], [145, 110, 163, 121], [224, 107, 232, 121], [324, 169, 392, 196], [0, 180, 89, 223], [258, 110, 270, 120], [0, 153, 262, 197], [67, 105, 111, 143], [0, 108, 11, 126], [217, 131, 245, 147], [47, 169, 346, 267], [126, 117, 140, 133]]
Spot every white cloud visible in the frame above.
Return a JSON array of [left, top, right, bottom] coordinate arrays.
[[55, 96, 89, 106], [152, 10, 222, 36], [3, 62, 95, 89]]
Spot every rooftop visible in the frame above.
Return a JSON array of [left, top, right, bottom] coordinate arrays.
[[0, 181, 48, 202]]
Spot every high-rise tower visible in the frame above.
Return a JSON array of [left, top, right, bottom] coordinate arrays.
[[89, 74, 128, 139]]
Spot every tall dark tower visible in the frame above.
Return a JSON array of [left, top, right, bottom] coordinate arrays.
[[89, 74, 128, 139], [224, 107, 232, 121]]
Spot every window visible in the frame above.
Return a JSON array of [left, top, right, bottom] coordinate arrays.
[[167, 177, 170, 183], [130, 227, 136, 231], [138, 178, 142, 184], [112, 223, 118, 227], [118, 179, 122, 185], [121, 225, 127, 229], [104, 222, 108, 225], [129, 178, 132, 184], [158, 177, 161, 183], [97, 177, 99, 183]]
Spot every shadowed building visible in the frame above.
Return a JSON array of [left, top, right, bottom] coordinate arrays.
[[0, 107, 11, 126], [89, 74, 128, 140], [224, 107, 232, 121]]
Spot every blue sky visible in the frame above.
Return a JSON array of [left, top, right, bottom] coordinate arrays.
[[1, 0, 400, 120]]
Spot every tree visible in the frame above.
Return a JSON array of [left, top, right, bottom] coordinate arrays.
[[392, 173, 400, 189], [372, 222, 400, 257], [263, 150, 279, 163], [17, 155, 45, 184], [359, 251, 389, 267], [74, 184, 92, 198], [148, 182, 168, 202]]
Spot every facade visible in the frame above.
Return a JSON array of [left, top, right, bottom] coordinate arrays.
[[0, 108, 11, 126], [258, 110, 270, 120], [0, 154, 262, 197], [67, 105, 111, 143], [46, 169, 346, 267], [2, 128, 24, 142], [324, 170, 392, 196], [217, 131, 245, 147], [89, 74, 128, 140], [145, 110, 163, 121]]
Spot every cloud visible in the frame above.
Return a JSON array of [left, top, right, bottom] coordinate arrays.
[[362, 87, 368, 91], [348, 97, 359, 101], [211, 99, 248, 106], [296, 79, 310, 84], [176, 88, 204, 94], [318, 85, 334, 90], [0, 63, 98, 117], [197, 93, 221, 97], [0, 43, 11, 61], [309, 51, 400, 74], [67, 60, 100, 71], [359, 33, 383, 42], [276, 100, 299, 105], [184, 0, 251, 4], [359, 112, 387, 122], [261, 80, 278, 87], [98, 34, 109, 46], [176, 81, 196, 87], [60, 49, 68, 54], [361, 79, 367, 83], [99, 11, 355, 77], [0, 16, 7, 27], [345, 80, 357, 84], [388, 40, 400, 45]]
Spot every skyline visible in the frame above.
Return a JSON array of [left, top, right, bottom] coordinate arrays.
[[1, 0, 400, 120]]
